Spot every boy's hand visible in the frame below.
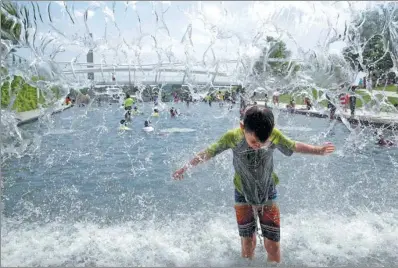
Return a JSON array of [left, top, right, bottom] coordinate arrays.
[[320, 142, 335, 155], [172, 167, 186, 180]]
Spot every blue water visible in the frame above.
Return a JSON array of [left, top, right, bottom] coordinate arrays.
[[2, 102, 398, 267]]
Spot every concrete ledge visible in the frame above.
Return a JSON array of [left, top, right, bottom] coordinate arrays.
[[16, 105, 73, 126], [278, 107, 398, 130]]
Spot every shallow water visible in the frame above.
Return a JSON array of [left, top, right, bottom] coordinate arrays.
[[1, 102, 398, 267]]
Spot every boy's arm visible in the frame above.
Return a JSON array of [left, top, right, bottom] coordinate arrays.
[[173, 129, 238, 179], [294, 142, 335, 155], [273, 128, 335, 156], [176, 151, 212, 174]]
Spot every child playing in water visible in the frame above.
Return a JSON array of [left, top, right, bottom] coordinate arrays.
[[172, 106, 335, 264], [152, 108, 160, 117], [375, 131, 395, 146], [124, 94, 135, 110], [119, 119, 130, 131], [125, 110, 132, 122], [170, 107, 177, 117]]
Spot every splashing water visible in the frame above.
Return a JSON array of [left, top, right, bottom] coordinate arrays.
[[1, 1, 398, 266]]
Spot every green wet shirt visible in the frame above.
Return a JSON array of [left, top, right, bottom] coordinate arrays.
[[124, 97, 135, 107], [205, 128, 296, 205]]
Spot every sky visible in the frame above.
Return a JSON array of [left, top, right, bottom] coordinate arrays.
[[8, 1, 380, 83]]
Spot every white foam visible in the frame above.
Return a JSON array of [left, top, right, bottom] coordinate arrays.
[[283, 209, 398, 266], [160, 128, 196, 133], [43, 129, 75, 136], [2, 209, 397, 266], [278, 126, 313, 132], [143, 126, 154, 132]]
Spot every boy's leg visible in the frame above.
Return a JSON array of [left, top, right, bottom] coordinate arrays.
[[240, 234, 257, 259], [235, 204, 257, 259], [259, 202, 281, 263], [264, 239, 280, 263]]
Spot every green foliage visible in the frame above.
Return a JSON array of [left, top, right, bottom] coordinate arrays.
[[0, 74, 56, 112], [374, 84, 397, 92], [12, 82, 38, 112], [253, 36, 299, 78], [1, 79, 11, 108], [51, 86, 60, 99], [1, 2, 22, 42], [343, 3, 397, 76], [10, 75, 24, 93], [387, 96, 398, 105], [31, 75, 46, 82], [0, 67, 8, 76]]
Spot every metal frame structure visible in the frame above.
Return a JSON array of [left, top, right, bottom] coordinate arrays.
[[58, 58, 303, 86]]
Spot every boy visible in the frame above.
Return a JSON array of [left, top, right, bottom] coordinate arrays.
[[124, 94, 135, 121], [170, 107, 177, 117], [172, 106, 335, 264], [125, 110, 132, 122], [272, 90, 280, 106], [119, 119, 130, 131], [124, 94, 135, 110]]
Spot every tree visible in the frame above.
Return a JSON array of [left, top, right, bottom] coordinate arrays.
[[253, 36, 299, 79], [343, 3, 397, 77], [1, 1, 22, 43], [343, 35, 394, 73]]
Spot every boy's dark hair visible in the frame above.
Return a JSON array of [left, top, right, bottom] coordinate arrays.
[[243, 106, 274, 142]]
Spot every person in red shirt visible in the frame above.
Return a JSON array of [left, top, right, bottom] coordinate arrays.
[[65, 95, 71, 105], [339, 93, 349, 111]]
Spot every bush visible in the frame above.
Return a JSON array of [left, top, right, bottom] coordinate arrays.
[[0, 75, 45, 112], [0, 72, 66, 112], [12, 82, 38, 112], [1, 79, 11, 108]]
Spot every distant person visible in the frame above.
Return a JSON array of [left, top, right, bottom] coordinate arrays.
[[339, 93, 349, 112], [124, 94, 135, 111], [375, 132, 394, 146], [124, 94, 135, 121], [125, 110, 132, 122], [272, 90, 280, 106], [304, 97, 312, 110], [132, 106, 143, 115], [152, 108, 160, 117], [143, 120, 154, 132], [358, 78, 363, 88], [65, 95, 72, 105], [349, 86, 357, 117], [170, 107, 177, 117], [326, 93, 336, 119], [286, 98, 295, 109], [119, 119, 130, 131]]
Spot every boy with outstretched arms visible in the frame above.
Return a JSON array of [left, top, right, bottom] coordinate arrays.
[[172, 106, 335, 264]]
